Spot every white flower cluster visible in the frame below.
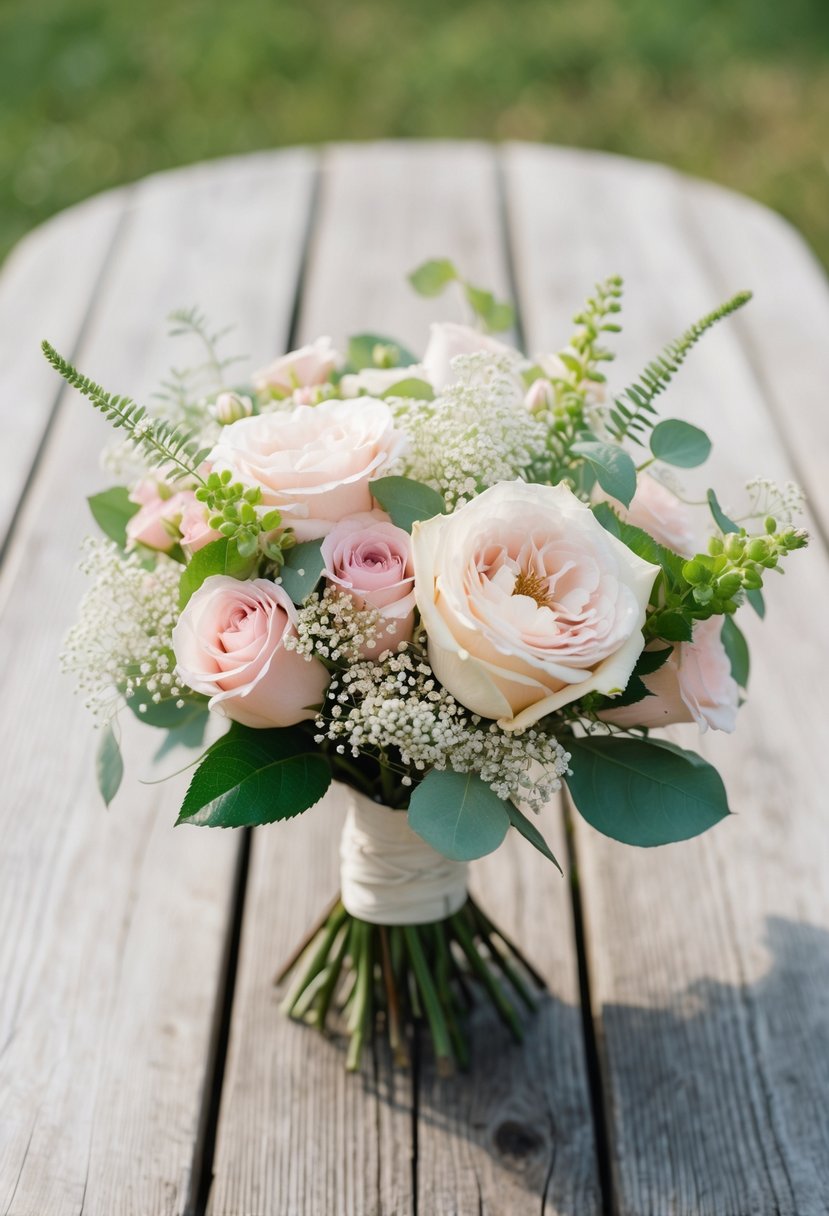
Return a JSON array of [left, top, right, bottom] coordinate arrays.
[[316, 643, 570, 812], [394, 353, 547, 509], [745, 477, 805, 523], [284, 587, 394, 664], [61, 537, 185, 719]]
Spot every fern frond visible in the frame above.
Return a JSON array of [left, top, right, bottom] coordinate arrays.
[[42, 341, 206, 483], [607, 290, 752, 444]]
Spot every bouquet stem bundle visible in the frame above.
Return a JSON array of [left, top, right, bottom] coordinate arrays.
[[277, 895, 542, 1073]]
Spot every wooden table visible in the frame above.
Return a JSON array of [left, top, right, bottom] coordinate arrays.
[[2, 141, 829, 1216]]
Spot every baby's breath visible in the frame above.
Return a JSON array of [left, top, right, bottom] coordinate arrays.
[[316, 641, 569, 812], [744, 477, 805, 523], [285, 587, 390, 664], [61, 537, 184, 720], [394, 353, 547, 509]]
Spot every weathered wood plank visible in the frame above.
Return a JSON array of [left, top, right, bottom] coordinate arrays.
[[0, 189, 126, 552], [0, 149, 317, 1216], [505, 142, 829, 1215], [207, 140, 600, 1216]]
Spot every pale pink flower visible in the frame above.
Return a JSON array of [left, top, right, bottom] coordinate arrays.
[[321, 514, 415, 657]]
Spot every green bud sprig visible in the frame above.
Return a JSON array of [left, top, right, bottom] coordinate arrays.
[[645, 519, 808, 641], [195, 470, 292, 561]]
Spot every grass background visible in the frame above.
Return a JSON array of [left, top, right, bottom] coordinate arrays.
[[2, 0, 827, 265]]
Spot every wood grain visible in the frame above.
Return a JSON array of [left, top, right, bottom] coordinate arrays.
[[0, 189, 126, 552], [207, 141, 600, 1216], [505, 141, 829, 1215], [0, 149, 316, 1216]]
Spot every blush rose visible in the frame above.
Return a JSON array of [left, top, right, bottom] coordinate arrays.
[[321, 514, 416, 657], [172, 576, 329, 728]]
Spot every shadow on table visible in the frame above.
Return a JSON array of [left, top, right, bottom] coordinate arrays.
[[366, 916, 829, 1214]]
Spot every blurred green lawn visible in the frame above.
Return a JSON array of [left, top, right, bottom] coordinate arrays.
[[2, 0, 827, 264]]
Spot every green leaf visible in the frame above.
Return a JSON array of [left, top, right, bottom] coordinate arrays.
[[566, 736, 730, 847], [96, 723, 123, 807], [279, 540, 325, 604], [370, 475, 446, 532], [178, 725, 330, 828], [125, 687, 208, 730], [484, 300, 516, 334], [380, 377, 434, 400], [707, 488, 739, 534], [592, 502, 685, 588], [88, 486, 139, 548], [152, 710, 210, 762], [506, 803, 562, 872], [463, 284, 515, 333], [346, 333, 417, 371], [650, 419, 712, 468], [408, 258, 457, 297], [408, 769, 510, 861], [178, 538, 255, 609], [721, 616, 750, 688], [571, 440, 637, 507], [636, 645, 673, 676], [746, 588, 766, 619], [650, 610, 693, 642]]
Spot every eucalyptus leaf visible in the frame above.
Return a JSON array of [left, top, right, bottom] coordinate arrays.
[[96, 723, 124, 807], [178, 725, 330, 828], [721, 616, 750, 688], [279, 540, 325, 604], [126, 688, 208, 730], [571, 440, 637, 508], [88, 486, 139, 548], [347, 332, 417, 371], [178, 537, 255, 609], [408, 258, 458, 297], [370, 475, 446, 532], [650, 419, 712, 468], [707, 488, 740, 534], [746, 588, 766, 619], [566, 735, 730, 847], [408, 769, 510, 861], [380, 377, 434, 400], [506, 803, 562, 872]]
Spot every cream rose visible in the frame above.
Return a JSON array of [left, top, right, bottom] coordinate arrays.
[[321, 513, 416, 657], [172, 576, 329, 728], [206, 397, 406, 541], [422, 322, 517, 391], [412, 480, 659, 730], [599, 616, 739, 733], [252, 336, 339, 396]]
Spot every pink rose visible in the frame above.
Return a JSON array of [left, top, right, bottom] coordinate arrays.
[[600, 616, 739, 733], [179, 498, 221, 554], [126, 482, 191, 553], [252, 336, 339, 397], [172, 576, 329, 728], [321, 514, 416, 657], [524, 377, 555, 411], [422, 322, 516, 391], [604, 472, 697, 557], [207, 397, 406, 541]]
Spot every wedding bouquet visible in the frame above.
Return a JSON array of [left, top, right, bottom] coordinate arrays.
[[46, 261, 808, 1072]]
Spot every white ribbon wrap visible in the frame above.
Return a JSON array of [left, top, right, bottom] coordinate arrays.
[[339, 788, 468, 925]]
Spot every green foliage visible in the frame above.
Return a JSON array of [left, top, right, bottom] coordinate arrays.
[[380, 377, 435, 400], [593, 643, 672, 710], [606, 292, 752, 444], [649, 418, 711, 468], [592, 501, 685, 587], [707, 488, 739, 534], [87, 486, 138, 548], [566, 274, 623, 385], [407, 257, 514, 333], [408, 769, 511, 861], [178, 724, 331, 827], [195, 469, 286, 560], [346, 333, 416, 371], [721, 615, 750, 687], [279, 539, 325, 604], [570, 438, 637, 507], [370, 475, 446, 532], [565, 735, 731, 846], [746, 588, 766, 618], [41, 342, 207, 482], [178, 537, 256, 608], [96, 723, 123, 807], [125, 685, 208, 728], [505, 802, 562, 871]]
